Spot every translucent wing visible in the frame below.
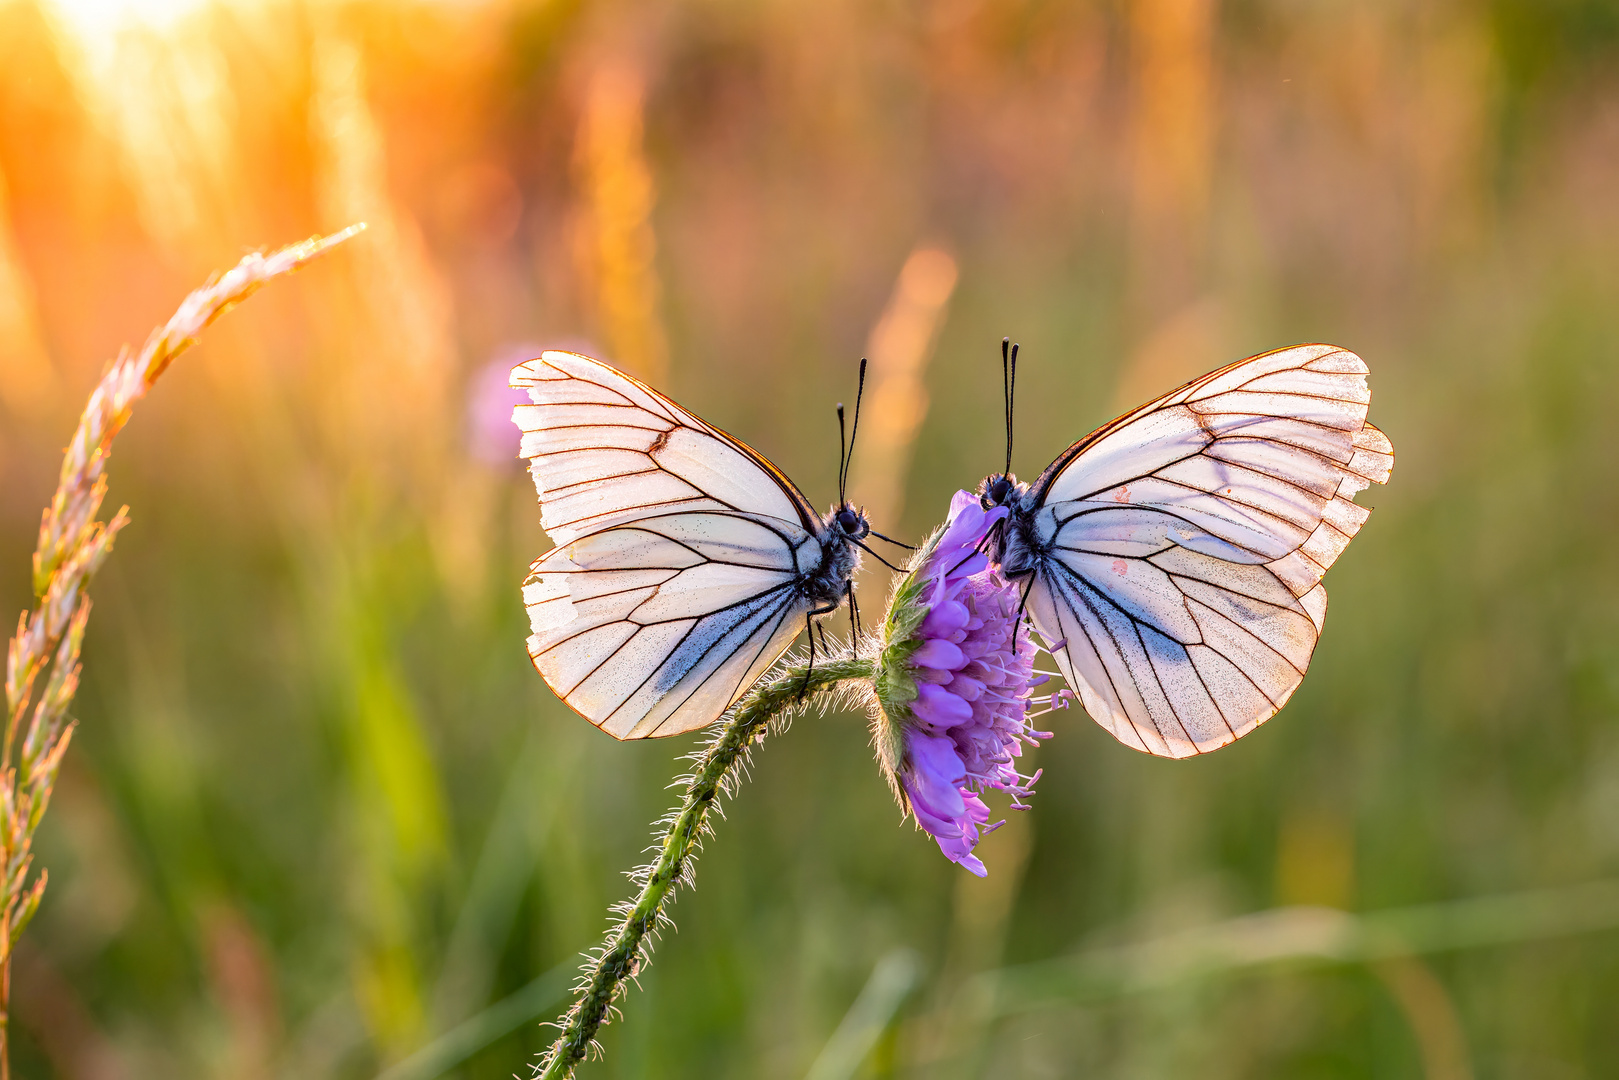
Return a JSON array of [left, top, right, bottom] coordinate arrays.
[[511, 352, 833, 739], [511, 351, 819, 547], [1022, 344, 1394, 758], [523, 510, 825, 738]]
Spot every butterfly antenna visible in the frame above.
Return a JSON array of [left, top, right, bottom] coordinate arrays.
[[836, 402, 848, 506], [1001, 337, 1020, 478], [1008, 340, 1019, 476], [1001, 338, 1011, 476], [842, 357, 868, 503], [868, 529, 916, 550], [851, 538, 905, 573]]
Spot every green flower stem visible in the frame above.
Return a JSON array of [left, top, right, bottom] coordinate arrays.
[[537, 656, 874, 1080]]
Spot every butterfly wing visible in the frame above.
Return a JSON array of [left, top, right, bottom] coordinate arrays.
[[511, 350, 820, 546], [1020, 344, 1393, 758], [523, 511, 824, 738], [511, 351, 832, 738]]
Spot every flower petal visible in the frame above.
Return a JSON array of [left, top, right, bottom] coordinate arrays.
[[945, 551, 989, 581], [911, 638, 967, 671], [913, 682, 973, 726], [908, 731, 966, 785], [911, 797, 966, 839], [904, 734, 968, 820], [947, 674, 986, 701], [953, 852, 988, 877], [919, 599, 970, 638]]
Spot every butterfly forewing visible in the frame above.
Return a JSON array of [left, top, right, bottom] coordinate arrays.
[[513, 352, 838, 739], [513, 351, 818, 547], [1022, 344, 1393, 758]]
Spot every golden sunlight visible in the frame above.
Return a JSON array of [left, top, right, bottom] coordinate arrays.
[[49, 0, 211, 36]]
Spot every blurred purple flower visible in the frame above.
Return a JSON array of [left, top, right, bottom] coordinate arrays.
[[468, 345, 542, 466], [873, 490, 1064, 876]]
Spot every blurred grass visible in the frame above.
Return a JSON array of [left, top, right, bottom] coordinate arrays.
[[2, 0, 1619, 1076]]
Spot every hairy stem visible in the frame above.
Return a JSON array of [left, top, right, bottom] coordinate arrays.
[[535, 656, 874, 1080]]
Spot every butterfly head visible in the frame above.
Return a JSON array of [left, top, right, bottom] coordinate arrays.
[[978, 472, 1023, 510], [830, 501, 871, 542]]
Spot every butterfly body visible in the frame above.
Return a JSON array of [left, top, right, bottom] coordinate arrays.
[[804, 508, 869, 609], [977, 472, 1037, 572], [513, 351, 868, 739], [980, 343, 1394, 759]]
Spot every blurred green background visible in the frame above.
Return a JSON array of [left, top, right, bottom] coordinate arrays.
[[3, 0, 1619, 1076]]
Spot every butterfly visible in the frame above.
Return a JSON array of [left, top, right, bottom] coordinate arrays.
[[979, 341, 1394, 758], [511, 351, 892, 739]]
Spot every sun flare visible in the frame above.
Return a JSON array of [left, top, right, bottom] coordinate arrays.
[[49, 0, 211, 41]]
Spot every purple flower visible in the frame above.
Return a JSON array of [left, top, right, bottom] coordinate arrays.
[[872, 491, 1065, 876], [479, 340, 608, 465], [471, 345, 543, 466]]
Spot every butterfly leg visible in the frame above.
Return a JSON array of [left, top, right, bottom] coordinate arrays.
[[799, 598, 843, 701], [798, 612, 816, 701], [978, 517, 1005, 557], [1007, 568, 1036, 654]]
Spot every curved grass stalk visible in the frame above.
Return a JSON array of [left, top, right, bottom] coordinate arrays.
[[0, 226, 362, 1078], [535, 656, 874, 1080]]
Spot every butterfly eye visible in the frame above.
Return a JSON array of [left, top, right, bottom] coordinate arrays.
[[980, 475, 1014, 508], [836, 507, 862, 534]]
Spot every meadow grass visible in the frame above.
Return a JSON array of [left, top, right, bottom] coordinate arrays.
[[1, 227, 360, 1077], [2, 2, 1619, 1078]]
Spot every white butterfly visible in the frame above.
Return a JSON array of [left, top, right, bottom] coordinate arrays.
[[980, 342, 1394, 758], [511, 351, 875, 739]]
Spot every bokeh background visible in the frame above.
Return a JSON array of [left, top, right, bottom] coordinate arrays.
[[2, 0, 1619, 1076]]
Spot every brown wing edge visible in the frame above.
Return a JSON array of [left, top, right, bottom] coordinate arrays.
[[1026, 344, 1395, 757], [1028, 343, 1348, 504], [520, 350, 825, 535]]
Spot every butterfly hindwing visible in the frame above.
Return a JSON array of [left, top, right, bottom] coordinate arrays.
[[1021, 344, 1393, 758], [523, 511, 819, 738], [513, 351, 836, 739]]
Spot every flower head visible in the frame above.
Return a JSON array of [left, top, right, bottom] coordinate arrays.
[[872, 490, 1063, 876]]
